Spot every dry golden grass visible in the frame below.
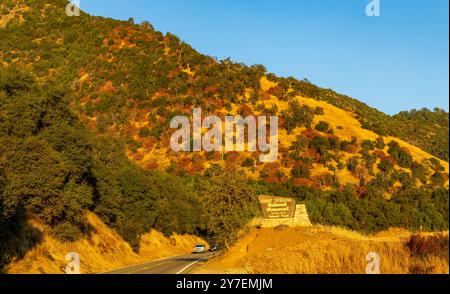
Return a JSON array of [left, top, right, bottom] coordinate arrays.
[[260, 77, 278, 93], [139, 230, 207, 261], [199, 226, 449, 274], [299, 96, 449, 173], [7, 212, 207, 274], [121, 76, 448, 189], [0, 4, 29, 28]]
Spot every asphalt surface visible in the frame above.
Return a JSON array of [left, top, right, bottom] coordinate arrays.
[[105, 252, 218, 274]]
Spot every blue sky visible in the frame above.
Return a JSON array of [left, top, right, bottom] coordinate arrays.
[[80, 0, 449, 115]]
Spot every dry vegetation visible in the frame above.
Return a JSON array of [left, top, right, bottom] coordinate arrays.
[[0, 3, 29, 28], [124, 76, 449, 189], [199, 226, 449, 274], [7, 212, 207, 274]]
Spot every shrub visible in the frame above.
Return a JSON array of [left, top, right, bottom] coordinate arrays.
[[314, 107, 325, 115], [242, 158, 255, 168], [346, 157, 359, 173], [411, 162, 428, 183], [138, 128, 151, 138], [315, 121, 330, 133], [361, 140, 375, 151], [205, 151, 215, 161], [52, 223, 83, 242], [431, 172, 446, 187], [429, 158, 445, 172], [309, 136, 332, 155], [151, 96, 169, 107], [406, 234, 449, 258], [281, 101, 315, 132], [375, 137, 385, 150], [340, 137, 359, 153], [204, 163, 222, 177], [388, 141, 413, 168], [378, 158, 394, 172], [290, 135, 309, 153], [291, 164, 311, 179]]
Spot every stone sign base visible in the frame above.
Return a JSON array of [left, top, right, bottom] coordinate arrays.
[[260, 204, 312, 228]]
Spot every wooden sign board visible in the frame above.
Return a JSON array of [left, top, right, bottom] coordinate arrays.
[[258, 195, 296, 219]]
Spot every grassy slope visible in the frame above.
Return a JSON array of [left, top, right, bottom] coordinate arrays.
[[130, 77, 449, 187], [199, 226, 449, 274], [6, 212, 207, 274]]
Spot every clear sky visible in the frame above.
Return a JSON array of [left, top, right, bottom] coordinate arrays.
[[80, 0, 449, 115]]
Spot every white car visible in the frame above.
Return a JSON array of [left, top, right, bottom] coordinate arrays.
[[193, 244, 207, 254]]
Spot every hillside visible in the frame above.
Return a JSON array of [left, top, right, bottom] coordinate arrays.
[[0, 0, 449, 273], [198, 226, 449, 274], [2, 0, 447, 185], [6, 212, 206, 274], [1, 0, 448, 161]]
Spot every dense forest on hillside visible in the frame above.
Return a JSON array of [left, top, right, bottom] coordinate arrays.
[[0, 0, 449, 272], [0, 66, 261, 268]]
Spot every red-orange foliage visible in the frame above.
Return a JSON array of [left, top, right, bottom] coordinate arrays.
[[293, 178, 313, 187], [144, 161, 159, 170], [266, 86, 283, 96], [407, 234, 449, 258], [237, 104, 253, 117], [301, 128, 321, 140]]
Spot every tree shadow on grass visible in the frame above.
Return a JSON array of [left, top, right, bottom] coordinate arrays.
[[0, 211, 44, 274]]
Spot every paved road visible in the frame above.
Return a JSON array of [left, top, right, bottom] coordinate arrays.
[[106, 252, 218, 274]]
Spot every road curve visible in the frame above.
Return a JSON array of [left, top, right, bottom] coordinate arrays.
[[105, 252, 217, 274]]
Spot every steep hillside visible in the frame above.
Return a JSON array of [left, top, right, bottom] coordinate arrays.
[[6, 212, 206, 274], [0, 0, 448, 160], [2, 0, 447, 187], [0, 0, 449, 273], [199, 226, 449, 274]]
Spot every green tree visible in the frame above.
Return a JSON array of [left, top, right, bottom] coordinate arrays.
[[2, 138, 68, 225], [203, 171, 259, 247]]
